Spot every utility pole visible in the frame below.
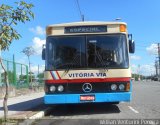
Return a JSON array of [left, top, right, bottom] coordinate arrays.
[[13, 54, 16, 86], [0, 46, 1, 84], [76, 0, 84, 22], [82, 15, 84, 22], [38, 64, 39, 76], [158, 43, 160, 80], [138, 64, 141, 81], [155, 60, 158, 76]]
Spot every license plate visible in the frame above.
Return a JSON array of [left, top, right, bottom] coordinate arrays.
[[80, 95, 95, 101]]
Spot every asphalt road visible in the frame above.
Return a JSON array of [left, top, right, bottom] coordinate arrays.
[[33, 81, 160, 125]]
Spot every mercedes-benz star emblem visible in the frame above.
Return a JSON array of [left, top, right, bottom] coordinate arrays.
[[82, 83, 92, 92]]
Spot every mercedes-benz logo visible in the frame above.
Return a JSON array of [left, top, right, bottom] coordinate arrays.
[[82, 83, 92, 92]]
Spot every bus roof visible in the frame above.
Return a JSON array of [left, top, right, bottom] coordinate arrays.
[[47, 21, 127, 27], [46, 21, 127, 36]]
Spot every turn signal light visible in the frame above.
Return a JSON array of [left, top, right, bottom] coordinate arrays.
[[46, 27, 53, 35], [126, 82, 130, 91], [120, 24, 126, 32]]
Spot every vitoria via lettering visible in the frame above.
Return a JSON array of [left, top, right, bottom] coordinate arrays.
[[68, 73, 107, 78]]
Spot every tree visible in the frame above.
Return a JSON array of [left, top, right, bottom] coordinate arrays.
[[0, 1, 34, 121], [1, 71, 14, 84], [29, 71, 35, 82], [19, 73, 35, 86], [37, 72, 44, 83], [37, 72, 44, 79], [22, 46, 35, 83]]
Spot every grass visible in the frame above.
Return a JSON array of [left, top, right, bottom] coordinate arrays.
[[0, 118, 20, 125]]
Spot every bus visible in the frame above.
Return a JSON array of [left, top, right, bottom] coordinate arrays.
[[42, 21, 135, 104]]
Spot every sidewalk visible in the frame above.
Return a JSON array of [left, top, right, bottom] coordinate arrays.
[[0, 92, 44, 118]]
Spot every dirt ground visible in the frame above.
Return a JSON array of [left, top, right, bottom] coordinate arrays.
[[0, 86, 44, 99]]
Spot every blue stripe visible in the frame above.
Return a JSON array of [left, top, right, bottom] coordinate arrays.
[[44, 92, 131, 104], [51, 71, 57, 80]]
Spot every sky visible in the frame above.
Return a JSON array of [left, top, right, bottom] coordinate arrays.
[[1, 0, 160, 75]]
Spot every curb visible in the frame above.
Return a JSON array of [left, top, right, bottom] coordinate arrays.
[[19, 107, 53, 125], [29, 107, 52, 119]]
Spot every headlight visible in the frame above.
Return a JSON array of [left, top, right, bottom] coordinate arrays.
[[50, 85, 56, 92], [119, 84, 125, 91], [111, 84, 117, 91], [58, 85, 64, 92]]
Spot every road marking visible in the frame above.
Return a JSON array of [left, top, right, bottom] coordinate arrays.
[[128, 106, 139, 113]]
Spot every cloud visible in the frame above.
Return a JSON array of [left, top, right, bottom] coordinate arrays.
[[146, 43, 158, 55], [130, 55, 141, 60], [32, 37, 45, 55], [29, 26, 45, 35], [31, 65, 45, 74], [17, 56, 28, 64], [131, 64, 155, 76]]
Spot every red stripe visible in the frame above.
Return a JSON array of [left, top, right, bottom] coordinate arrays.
[[45, 77, 130, 84], [56, 71, 61, 79]]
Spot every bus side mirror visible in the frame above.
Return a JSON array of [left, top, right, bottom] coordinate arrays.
[[42, 44, 46, 60], [129, 40, 135, 53]]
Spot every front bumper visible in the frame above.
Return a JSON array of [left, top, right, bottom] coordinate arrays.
[[44, 92, 131, 104]]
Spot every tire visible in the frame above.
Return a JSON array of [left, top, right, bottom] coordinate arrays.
[[110, 102, 120, 105]]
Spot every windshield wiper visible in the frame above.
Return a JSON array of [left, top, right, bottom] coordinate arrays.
[[95, 50, 108, 71], [64, 53, 81, 73]]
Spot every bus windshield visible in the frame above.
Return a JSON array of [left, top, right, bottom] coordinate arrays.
[[46, 34, 129, 70]]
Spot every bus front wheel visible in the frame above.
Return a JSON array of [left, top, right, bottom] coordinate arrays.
[[110, 102, 120, 105]]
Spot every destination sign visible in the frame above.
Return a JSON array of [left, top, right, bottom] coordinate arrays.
[[65, 26, 107, 33]]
